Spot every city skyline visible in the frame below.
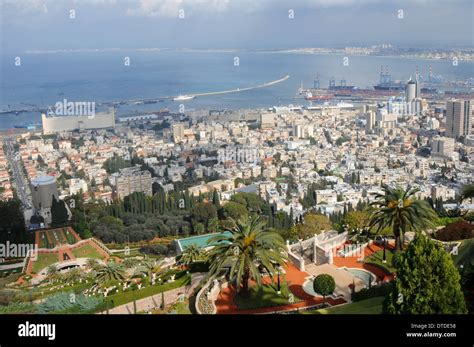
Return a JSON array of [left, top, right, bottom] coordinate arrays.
[[0, 0, 472, 342], [1, 0, 473, 53]]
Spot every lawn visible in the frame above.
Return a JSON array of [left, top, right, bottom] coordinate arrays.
[[72, 244, 105, 260], [305, 296, 384, 314], [234, 279, 299, 310], [364, 249, 396, 273], [103, 272, 191, 309], [31, 253, 59, 274]]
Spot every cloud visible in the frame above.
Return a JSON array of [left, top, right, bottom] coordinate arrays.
[[3, 0, 468, 18], [126, 0, 233, 18]]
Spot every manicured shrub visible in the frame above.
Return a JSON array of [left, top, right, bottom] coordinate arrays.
[[313, 274, 336, 301], [435, 221, 474, 241]]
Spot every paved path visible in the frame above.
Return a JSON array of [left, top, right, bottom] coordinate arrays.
[[305, 263, 364, 301], [102, 273, 206, 314], [214, 263, 346, 314], [332, 242, 395, 282]]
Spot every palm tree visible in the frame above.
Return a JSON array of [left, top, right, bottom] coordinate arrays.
[[206, 215, 287, 296], [122, 257, 139, 269], [85, 258, 101, 271], [46, 265, 58, 277], [177, 244, 205, 266], [64, 267, 82, 283], [46, 265, 58, 284], [95, 262, 127, 286], [369, 185, 437, 252], [132, 259, 164, 284]]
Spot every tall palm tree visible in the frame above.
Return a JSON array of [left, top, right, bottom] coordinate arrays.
[[207, 216, 287, 296], [177, 244, 205, 266], [95, 262, 127, 286], [369, 185, 437, 252]]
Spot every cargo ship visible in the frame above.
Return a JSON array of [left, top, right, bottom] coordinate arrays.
[[373, 82, 405, 91]]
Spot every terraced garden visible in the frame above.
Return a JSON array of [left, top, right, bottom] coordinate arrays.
[[72, 244, 105, 260], [37, 228, 80, 249], [31, 253, 59, 274]]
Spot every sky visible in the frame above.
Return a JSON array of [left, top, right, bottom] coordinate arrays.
[[0, 0, 473, 53]]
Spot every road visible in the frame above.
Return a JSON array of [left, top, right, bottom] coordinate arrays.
[[3, 137, 32, 210]]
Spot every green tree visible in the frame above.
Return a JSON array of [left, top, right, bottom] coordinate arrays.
[[291, 213, 332, 239], [369, 185, 437, 252], [313, 274, 336, 304], [85, 258, 101, 271], [207, 216, 287, 296], [384, 233, 467, 314], [192, 202, 217, 228], [460, 184, 474, 203], [222, 201, 248, 220], [193, 222, 205, 235], [51, 196, 69, 227], [212, 189, 221, 208], [46, 265, 58, 277], [177, 244, 205, 266], [95, 263, 127, 287], [0, 199, 30, 244], [133, 260, 163, 285], [343, 210, 370, 232]]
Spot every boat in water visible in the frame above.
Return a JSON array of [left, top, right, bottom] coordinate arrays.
[[173, 95, 196, 101]]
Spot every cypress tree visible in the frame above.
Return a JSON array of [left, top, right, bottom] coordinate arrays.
[[384, 234, 467, 314]]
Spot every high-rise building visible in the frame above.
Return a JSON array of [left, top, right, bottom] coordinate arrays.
[[30, 175, 59, 224], [172, 123, 185, 143], [406, 79, 417, 103], [445, 99, 473, 139], [365, 110, 375, 132], [294, 124, 303, 138], [431, 136, 455, 159], [114, 168, 153, 199], [31, 175, 58, 210]]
